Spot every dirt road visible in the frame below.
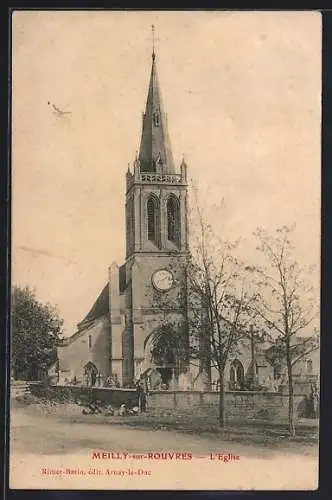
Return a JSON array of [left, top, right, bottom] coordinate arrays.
[[9, 406, 318, 490]]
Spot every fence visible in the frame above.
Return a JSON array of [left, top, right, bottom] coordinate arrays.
[[11, 381, 31, 399]]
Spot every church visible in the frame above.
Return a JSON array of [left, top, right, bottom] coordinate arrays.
[[57, 42, 277, 391], [57, 45, 194, 388]]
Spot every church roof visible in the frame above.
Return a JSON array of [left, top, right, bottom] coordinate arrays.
[[77, 266, 127, 331], [59, 264, 128, 346], [138, 52, 175, 173], [77, 283, 109, 330]]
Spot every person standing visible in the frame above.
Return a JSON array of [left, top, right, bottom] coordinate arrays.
[[311, 382, 319, 418], [136, 375, 148, 412]]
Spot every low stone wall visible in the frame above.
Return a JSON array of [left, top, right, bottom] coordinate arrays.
[[147, 390, 308, 422], [28, 384, 309, 422], [29, 384, 139, 408]]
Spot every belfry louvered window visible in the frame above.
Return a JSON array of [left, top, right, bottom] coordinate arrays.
[[147, 196, 160, 245], [167, 195, 180, 245], [126, 197, 134, 253]]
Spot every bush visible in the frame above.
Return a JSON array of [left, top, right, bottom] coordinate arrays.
[[30, 381, 75, 404]]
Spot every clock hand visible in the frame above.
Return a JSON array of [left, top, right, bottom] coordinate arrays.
[[161, 276, 172, 284]]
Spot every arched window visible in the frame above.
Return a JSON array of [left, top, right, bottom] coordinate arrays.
[[147, 196, 159, 245], [229, 359, 244, 390], [230, 365, 235, 385], [126, 197, 134, 253], [167, 196, 180, 245]]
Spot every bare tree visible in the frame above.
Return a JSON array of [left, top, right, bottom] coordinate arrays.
[[186, 195, 259, 427], [145, 184, 262, 427], [251, 225, 319, 438]]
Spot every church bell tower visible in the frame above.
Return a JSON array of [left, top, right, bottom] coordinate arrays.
[[122, 39, 190, 386], [125, 49, 189, 259]]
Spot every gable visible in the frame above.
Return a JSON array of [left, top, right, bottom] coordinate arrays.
[[78, 284, 109, 330]]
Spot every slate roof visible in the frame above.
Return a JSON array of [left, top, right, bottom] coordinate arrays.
[[78, 283, 109, 329], [76, 265, 127, 331], [138, 52, 175, 173]]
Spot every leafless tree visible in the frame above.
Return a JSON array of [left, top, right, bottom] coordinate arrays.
[[250, 225, 319, 438], [186, 190, 260, 427]]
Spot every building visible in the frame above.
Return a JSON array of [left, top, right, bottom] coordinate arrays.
[[58, 46, 192, 388], [57, 43, 318, 392]]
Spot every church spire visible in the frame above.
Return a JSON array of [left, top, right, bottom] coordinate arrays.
[[152, 23, 156, 61], [138, 27, 175, 173]]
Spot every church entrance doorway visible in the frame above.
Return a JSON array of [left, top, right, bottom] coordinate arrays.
[[143, 324, 182, 390], [83, 362, 98, 387], [155, 366, 174, 389]]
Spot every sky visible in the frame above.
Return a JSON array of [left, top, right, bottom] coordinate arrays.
[[12, 11, 321, 336]]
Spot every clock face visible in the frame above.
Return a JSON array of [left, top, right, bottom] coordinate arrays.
[[152, 269, 174, 291]]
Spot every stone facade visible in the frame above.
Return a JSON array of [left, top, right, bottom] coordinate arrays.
[[57, 315, 110, 385], [58, 51, 192, 387], [56, 47, 319, 393], [209, 337, 274, 391]]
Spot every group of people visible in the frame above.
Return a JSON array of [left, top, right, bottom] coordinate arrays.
[[209, 374, 288, 392], [78, 372, 121, 388], [260, 374, 286, 392]]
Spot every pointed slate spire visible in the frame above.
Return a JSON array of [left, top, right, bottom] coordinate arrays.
[[138, 41, 175, 174]]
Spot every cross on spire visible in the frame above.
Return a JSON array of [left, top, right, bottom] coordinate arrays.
[[138, 28, 175, 174], [152, 24, 155, 60]]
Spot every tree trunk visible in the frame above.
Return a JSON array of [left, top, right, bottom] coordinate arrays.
[[286, 340, 295, 438], [218, 371, 225, 427]]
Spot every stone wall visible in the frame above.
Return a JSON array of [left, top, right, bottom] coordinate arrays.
[[28, 384, 309, 422], [147, 390, 308, 422], [29, 384, 139, 408]]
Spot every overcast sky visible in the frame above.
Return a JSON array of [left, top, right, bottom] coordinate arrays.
[[12, 11, 321, 336]]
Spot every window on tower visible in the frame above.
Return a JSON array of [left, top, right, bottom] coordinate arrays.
[[153, 111, 160, 126], [167, 195, 180, 246], [147, 196, 160, 245], [126, 197, 134, 254]]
